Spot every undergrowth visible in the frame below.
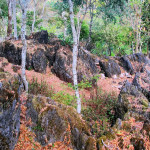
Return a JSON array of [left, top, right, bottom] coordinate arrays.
[[82, 88, 117, 138], [52, 91, 76, 108], [29, 77, 54, 97], [68, 75, 100, 90], [29, 77, 76, 107]]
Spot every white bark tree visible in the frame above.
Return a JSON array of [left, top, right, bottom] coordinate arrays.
[[32, 0, 37, 33], [88, 0, 95, 43], [13, 0, 17, 39], [41, 0, 46, 18], [68, 0, 89, 113], [19, 0, 30, 92], [68, 0, 81, 113], [62, 11, 67, 40], [7, 0, 13, 38]]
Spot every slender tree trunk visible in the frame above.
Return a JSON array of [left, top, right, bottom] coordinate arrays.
[[68, 0, 81, 114], [132, 41, 135, 54], [62, 11, 67, 39], [88, 0, 94, 43], [7, 0, 13, 38], [135, 20, 139, 53], [41, 0, 46, 18], [20, 0, 29, 92], [32, 0, 36, 33], [13, 0, 17, 39]]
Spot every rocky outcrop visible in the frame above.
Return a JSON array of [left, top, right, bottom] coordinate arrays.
[[26, 95, 96, 150], [45, 43, 59, 67], [1, 34, 150, 83], [119, 56, 134, 75], [132, 71, 150, 101], [0, 71, 21, 150], [114, 79, 149, 123], [99, 57, 121, 77], [32, 48, 47, 73], [52, 48, 99, 83], [119, 53, 149, 75], [32, 30, 48, 44], [1, 41, 22, 65]]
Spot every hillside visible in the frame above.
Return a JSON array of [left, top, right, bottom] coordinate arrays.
[[0, 32, 150, 150]]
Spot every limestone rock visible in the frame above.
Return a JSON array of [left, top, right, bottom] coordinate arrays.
[[32, 48, 47, 73], [99, 57, 121, 78], [0, 73, 21, 150], [26, 95, 96, 150]]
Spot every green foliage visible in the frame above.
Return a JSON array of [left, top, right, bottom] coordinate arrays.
[[91, 18, 134, 56], [52, 91, 76, 108], [29, 77, 54, 97], [26, 11, 42, 33], [0, 0, 8, 18], [67, 19, 89, 40], [68, 75, 100, 90], [0, 19, 6, 37], [58, 33, 73, 46], [82, 88, 117, 137]]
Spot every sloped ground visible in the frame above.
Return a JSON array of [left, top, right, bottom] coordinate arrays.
[[1, 56, 150, 150], [0, 35, 150, 149]]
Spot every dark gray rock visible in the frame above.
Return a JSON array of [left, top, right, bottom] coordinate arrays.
[[3, 41, 22, 65], [32, 48, 47, 73], [120, 80, 140, 97], [52, 48, 98, 83], [0, 74, 21, 150], [132, 73, 150, 101], [45, 43, 59, 67], [32, 30, 48, 44], [113, 79, 149, 125], [119, 56, 134, 75], [129, 53, 148, 63], [99, 57, 121, 78]]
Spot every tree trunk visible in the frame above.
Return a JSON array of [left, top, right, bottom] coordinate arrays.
[[41, 0, 46, 18], [68, 0, 81, 114], [135, 21, 139, 53], [62, 11, 67, 39], [88, 0, 94, 43], [32, 0, 36, 33], [7, 0, 13, 38], [20, 0, 29, 92], [13, 0, 17, 39]]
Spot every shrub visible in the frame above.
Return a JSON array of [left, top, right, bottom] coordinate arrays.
[[82, 88, 117, 137], [52, 91, 76, 108], [29, 77, 54, 97], [68, 75, 100, 90]]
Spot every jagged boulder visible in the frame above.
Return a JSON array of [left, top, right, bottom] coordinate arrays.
[[119, 56, 134, 75], [1, 41, 33, 69], [26, 95, 96, 150], [32, 48, 47, 73], [2, 41, 22, 65], [129, 53, 148, 63], [119, 53, 149, 75], [114, 80, 149, 124], [32, 30, 48, 44], [45, 43, 59, 67], [99, 57, 121, 77], [0, 71, 21, 150], [132, 70, 150, 101], [52, 47, 99, 83]]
